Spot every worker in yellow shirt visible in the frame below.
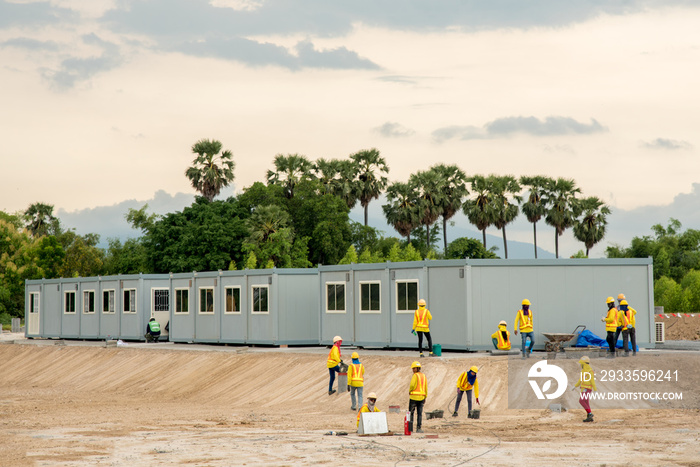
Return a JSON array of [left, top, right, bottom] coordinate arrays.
[[491, 320, 511, 350], [617, 293, 637, 356], [573, 355, 597, 422], [408, 361, 428, 433], [356, 392, 380, 428], [602, 297, 618, 358], [412, 298, 434, 358], [326, 335, 342, 395], [514, 299, 534, 358], [453, 366, 480, 418], [348, 351, 365, 411]]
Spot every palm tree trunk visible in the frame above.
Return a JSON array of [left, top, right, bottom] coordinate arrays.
[[586, 247, 590, 257], [502, 226, 508, 259], [555, 231, 559, 259], [443, 216, 448, 252], [533, 222, 538, 259], [426, 224, 430, 249], [364, 204, 368, 226], [482, 229, 487, 248]]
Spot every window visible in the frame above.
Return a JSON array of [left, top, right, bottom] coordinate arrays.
[[199, 288, 214, 313], [29, 292, 39, 313], [64, 291, 76, 313], [326, 283, 346, 313], [252, 286, 269, 313], [103, 290, 115, 313], [153, 289, 169, 312], [360, 282, 381, 313], [225, 287, 241, 313], [396, 281, 418, 313], [83, 290, 95, 314], [123, 289, 136, 313], [175, 289, 189, 314]]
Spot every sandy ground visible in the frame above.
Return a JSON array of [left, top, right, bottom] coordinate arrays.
[[657, 315, 700, 340], [1, 333, 699, 466]]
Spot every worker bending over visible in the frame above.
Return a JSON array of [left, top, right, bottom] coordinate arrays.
[[348, 351, 365, 411], [408, 361, 428, 433], [491, 320, 511, 350], [356, 392, 381, 428], [412, 299, 434, 358], [514, 299, 534, 358], [602, 297, 617, 358], [145, 317, 161, 343], [453, 366, 480, 418], [573, 355, 597, 422], [326, 335, 343, 395]]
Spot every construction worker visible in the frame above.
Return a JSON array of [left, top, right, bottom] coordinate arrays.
[[453, 366, 480, 418], [327, 335, 343, 395], [618, 294, 637, 356], [348, 351, 365, 411], [408, 361, 428, 433], [619, 299, 637, 356], [602, 297, 617, 358], [412, 298, 434, 357], [514, 299, 534, 358], [491, 320, 511, 350], [573, 355, 597, 422], [145, 317, 160, 343], [356, 392, 380, 428]]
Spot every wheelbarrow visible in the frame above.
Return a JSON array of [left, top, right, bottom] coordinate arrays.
[[542, 325, 586, 352]]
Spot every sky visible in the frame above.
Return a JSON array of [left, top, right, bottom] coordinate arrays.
[[2, 0, 700, 258]]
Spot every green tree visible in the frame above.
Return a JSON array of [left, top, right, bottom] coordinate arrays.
[[544, 177, 581, 258], [245, 251, 258, 269], [266, 153, 315, 199], [350, 148, 389, 226], [490, 175, 521, 259], [35, 235, 65, 278], [573, 196, 611, 257], [243, 205, 310, 268], [24, 202, 59, 237], [680, 270, 700, 312], [185, 139, 235, 202], [58, 231, 104, 278], [338, 245, 358, 265], [383, 181, 420, 243], [654, 276, 688, 312], [431, 164, 468, 252], [520, 175, 552, 259], [410, 169, 443, 251], [463, 175, 496, 249], [102, 238, 150, 275], [445, 237, 498, 259]]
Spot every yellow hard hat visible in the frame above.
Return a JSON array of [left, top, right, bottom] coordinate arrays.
[[418, 299, 426, 306], [351, 352, 359, 359], [579, 356, 590, 364], [333, 335, 342, 343], [522, 299, 531, 306], [606, 297, 614, 304], [620, 299, 628, 305], [469, 366, 479, 373], [367, 392, 377, 399], [617, 293, 626, 300], [411, 361, 421, 369], [498, 320, 507, 326]]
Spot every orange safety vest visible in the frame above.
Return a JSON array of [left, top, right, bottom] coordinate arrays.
[[348, 363, 364, 387], [494, 326, 510, 350], [617, 309, 630, 328], [515, 309, 533, 333], [409, 372, 427, 400], [604, 307, 618, 332], [414, 307, 431, 332], [625, 308, 635, 328]]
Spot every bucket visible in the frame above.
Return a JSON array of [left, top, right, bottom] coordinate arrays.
[[432, 344, 442, 356]]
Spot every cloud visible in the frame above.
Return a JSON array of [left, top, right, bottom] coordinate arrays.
[[375, 75, 419, 84], [0, 1, 76, 28], [295, 40, 378, 70], [374, 122, 416, 138], [432, 116, 607, 142], [0, 37, 60, 52], [641, 138, 692, 150], [40, 33, 122, 88]]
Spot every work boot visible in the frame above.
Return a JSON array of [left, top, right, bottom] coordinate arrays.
[[328, 389, 336, 395], [419, 352, 424, 358], [416, 428, 423, 433], [452, 412, 458, 417], [467, 412, 473, 419], [583, 413, 594, 423], [429, 352, 436, 357], [351, 407, 356, 411]]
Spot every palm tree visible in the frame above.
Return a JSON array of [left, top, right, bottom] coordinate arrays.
[[574, 196, 611, 257], [463, 175, 496, 249], [520, 175, 552, 259], [544, 177, 582, 258], [24, 202, 58, 237], [266, 153, 315, 199], [350, 148, 389, 226], [382, 182, 421, 242], [410, 169, 443, 249], [185, 139, 235, 202], [245, 205, 291, 244], [336, 159, 359, 209], [490, 175, 522, 259], [313, 158, 340, 195], [431, 164, 468, 252]]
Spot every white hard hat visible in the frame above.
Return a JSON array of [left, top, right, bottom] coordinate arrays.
[[333, 335, 342, 343], [579, 356, 590, 364], [367, 392, 377, 399]]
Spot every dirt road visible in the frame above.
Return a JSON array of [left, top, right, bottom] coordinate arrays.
[[0, 338, 698, 466]]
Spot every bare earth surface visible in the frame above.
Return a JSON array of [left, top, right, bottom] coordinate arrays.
[[1, 333, 699, 467]]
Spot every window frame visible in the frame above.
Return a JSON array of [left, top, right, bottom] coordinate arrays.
[[152, 288, 170, 313], [29, 292, 40, 314], [174, 288, 190, 314], [325, 281, 346, 314], [224, 286, 241, 314], [123, 289, 137, 314], [102, 289, 115, 314], [359, 281, 381, 314], [198, 287, 215, 314], [395, 280, 419, 314], [82, 290, 96, 314], [251, 285, 270, 314], [64, 291, 76, 314]]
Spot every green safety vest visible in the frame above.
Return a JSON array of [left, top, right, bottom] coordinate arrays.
[[148, 321, 160, 332]]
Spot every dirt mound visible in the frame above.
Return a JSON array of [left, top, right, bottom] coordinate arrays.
[[656, 314, 700, 340]]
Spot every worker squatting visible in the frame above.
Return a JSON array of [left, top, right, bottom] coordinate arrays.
[[327, 293, 641, 429]]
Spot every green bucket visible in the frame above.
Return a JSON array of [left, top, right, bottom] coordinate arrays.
[[432, 344, 442, 356]]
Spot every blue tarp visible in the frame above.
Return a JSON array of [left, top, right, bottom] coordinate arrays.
[[575, 329, 638, 351]]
